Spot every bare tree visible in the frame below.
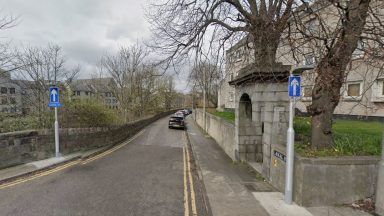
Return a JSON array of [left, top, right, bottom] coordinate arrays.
[[190, 60, 222, 107], [14, 44, 79, 127], [280, 0, 383, 148], [149, 0, 383, 149], [147, 0, 296, 69]]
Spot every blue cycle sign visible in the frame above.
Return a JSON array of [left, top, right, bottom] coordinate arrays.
[[288, 76, 301, 97], [49, 87, 61, 107]]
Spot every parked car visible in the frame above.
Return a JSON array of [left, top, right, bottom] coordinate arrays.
[[168, 114, 185, 129]]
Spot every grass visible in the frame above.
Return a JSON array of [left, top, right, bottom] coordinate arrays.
[[294, 117, 383, 157], [206, 108, 235, 123], [204, 108, 383, 157]]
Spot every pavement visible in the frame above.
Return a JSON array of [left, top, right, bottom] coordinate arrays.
[[0, 116, 207, 216], [185, 117, 373, 216], [0, 115, 374, 216]]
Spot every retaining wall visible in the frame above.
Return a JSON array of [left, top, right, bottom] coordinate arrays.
[[269, 144, 380, 206], [0, 110, 176, 169], [194, 109, 236, 161]]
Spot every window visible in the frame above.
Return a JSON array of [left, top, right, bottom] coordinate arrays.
[[85, 91, 89, 96], [9, 88, 15, 94], [382, 82, 384, 96], [352, 39, 365, 58], [1, 87, 7, 94], [76, 91, 80, 96], [1, 97, 7, 105], [304, 54, 315, 66], [306, 19, 317, 34], [347, 83, 361, 97], [304, 87, 312, 97], [229, 92, 234, 102], [9, 97, 16, 104]]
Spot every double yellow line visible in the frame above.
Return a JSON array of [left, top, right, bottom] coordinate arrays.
[[183, 133, 198, 216], [82, 129, 145, 165], [0, 129, 146, 190]]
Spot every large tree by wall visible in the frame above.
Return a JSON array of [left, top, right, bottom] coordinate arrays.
[[147, 0, 295, 68], [148, 0, 382, 149], [285, 0, 382, 148]]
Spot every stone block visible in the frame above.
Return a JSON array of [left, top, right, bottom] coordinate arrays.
[[262, 134, 271, 145], [247, 153, 256, 161], [246, 144, 256, 153], [263, 144, 271, 157], [238, 144, 246, 153]]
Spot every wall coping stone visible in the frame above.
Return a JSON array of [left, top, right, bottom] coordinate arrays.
[[296, 155, 380, 165]]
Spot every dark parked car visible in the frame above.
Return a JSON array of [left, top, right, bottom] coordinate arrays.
[[168, 114, 185, 129]]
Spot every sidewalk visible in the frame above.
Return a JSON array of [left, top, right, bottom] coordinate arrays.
[[186, 118, 372, 216], [0, 147, 108, 184]]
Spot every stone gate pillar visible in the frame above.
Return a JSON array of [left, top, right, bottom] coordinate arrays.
[[230, 63, 291, 179]]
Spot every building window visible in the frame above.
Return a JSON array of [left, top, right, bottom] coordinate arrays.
[[304, 54, 315, 66], [9, 97, 16, 104], [85, 91, 89, 96], [9, 88, 15, 94], [1, 97, 7, 105], [229, 92, 234, 102], [77, 91, 80, 96], [347, 83, 361, 97], [1, 87, 7, 94], [382, 82, 384, 96], [352, 39, 364, 58], [306, 19, 317, 34], [303, 87, 312, 97]]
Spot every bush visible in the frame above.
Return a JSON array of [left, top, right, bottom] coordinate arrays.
[[0, 115, 40, 133], [61, 99, 118, 128]]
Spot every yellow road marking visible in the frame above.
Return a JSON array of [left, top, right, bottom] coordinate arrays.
[[185, 133, 198, 216], [0, 129, 147, 189], [82, 129, 146, 165], [183, 147, 190, 216], [0, 160, 80, 190]]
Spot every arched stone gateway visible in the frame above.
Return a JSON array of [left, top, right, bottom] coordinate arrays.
[[231, 64, 291, 178]]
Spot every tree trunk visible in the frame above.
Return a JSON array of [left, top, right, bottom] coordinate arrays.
[[308, 0, 371, 149], [251, 31, 280, 67]]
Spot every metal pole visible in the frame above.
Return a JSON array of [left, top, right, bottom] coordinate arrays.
[[54, 106, 60, 157], [285, 97, 295, 204], [203, 69, 206, 131]]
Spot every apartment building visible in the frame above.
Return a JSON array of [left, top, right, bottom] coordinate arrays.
[[69, 78, 119, 109], [218, 1, 384, 118]]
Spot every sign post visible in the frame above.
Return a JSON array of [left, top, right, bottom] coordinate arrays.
[[49, 87, 61, 157], [284, 75, 301, 204]]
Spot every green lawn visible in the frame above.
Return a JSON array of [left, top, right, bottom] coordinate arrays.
[[206, 109, 383, 157], [294, 117, 383, 157], [206, 108, 235, 123]]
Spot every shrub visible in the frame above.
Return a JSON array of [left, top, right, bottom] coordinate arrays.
[[61, 99, 118, 128]]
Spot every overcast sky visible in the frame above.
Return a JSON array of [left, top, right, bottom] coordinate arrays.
[[0, 0, 190, 92]]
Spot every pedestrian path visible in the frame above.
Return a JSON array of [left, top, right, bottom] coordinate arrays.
[[186, 117, 372, 216]]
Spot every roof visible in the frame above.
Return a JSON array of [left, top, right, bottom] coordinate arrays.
[[229, 63, 291, 86], [69, 78, 114, 93]]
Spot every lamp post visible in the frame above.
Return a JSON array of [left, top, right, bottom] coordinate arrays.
[[284, 64, 314, 204]]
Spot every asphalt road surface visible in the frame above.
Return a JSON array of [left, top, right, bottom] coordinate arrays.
[[0, 116, 208, 216]]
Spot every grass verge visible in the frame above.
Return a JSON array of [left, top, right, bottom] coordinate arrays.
[[294, 117, 383, 157]]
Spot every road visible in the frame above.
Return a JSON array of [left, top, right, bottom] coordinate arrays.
[[0, 116, 209, 216]]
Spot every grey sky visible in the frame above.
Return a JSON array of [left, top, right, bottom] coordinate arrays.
[[0, 0, 189, 92]]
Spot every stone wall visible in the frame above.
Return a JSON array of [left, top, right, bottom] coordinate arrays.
[[0, 110, 176, 169], [194, 109, 237, 161], [235, 82, 290, 178], [270, 144, 380, 207]]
